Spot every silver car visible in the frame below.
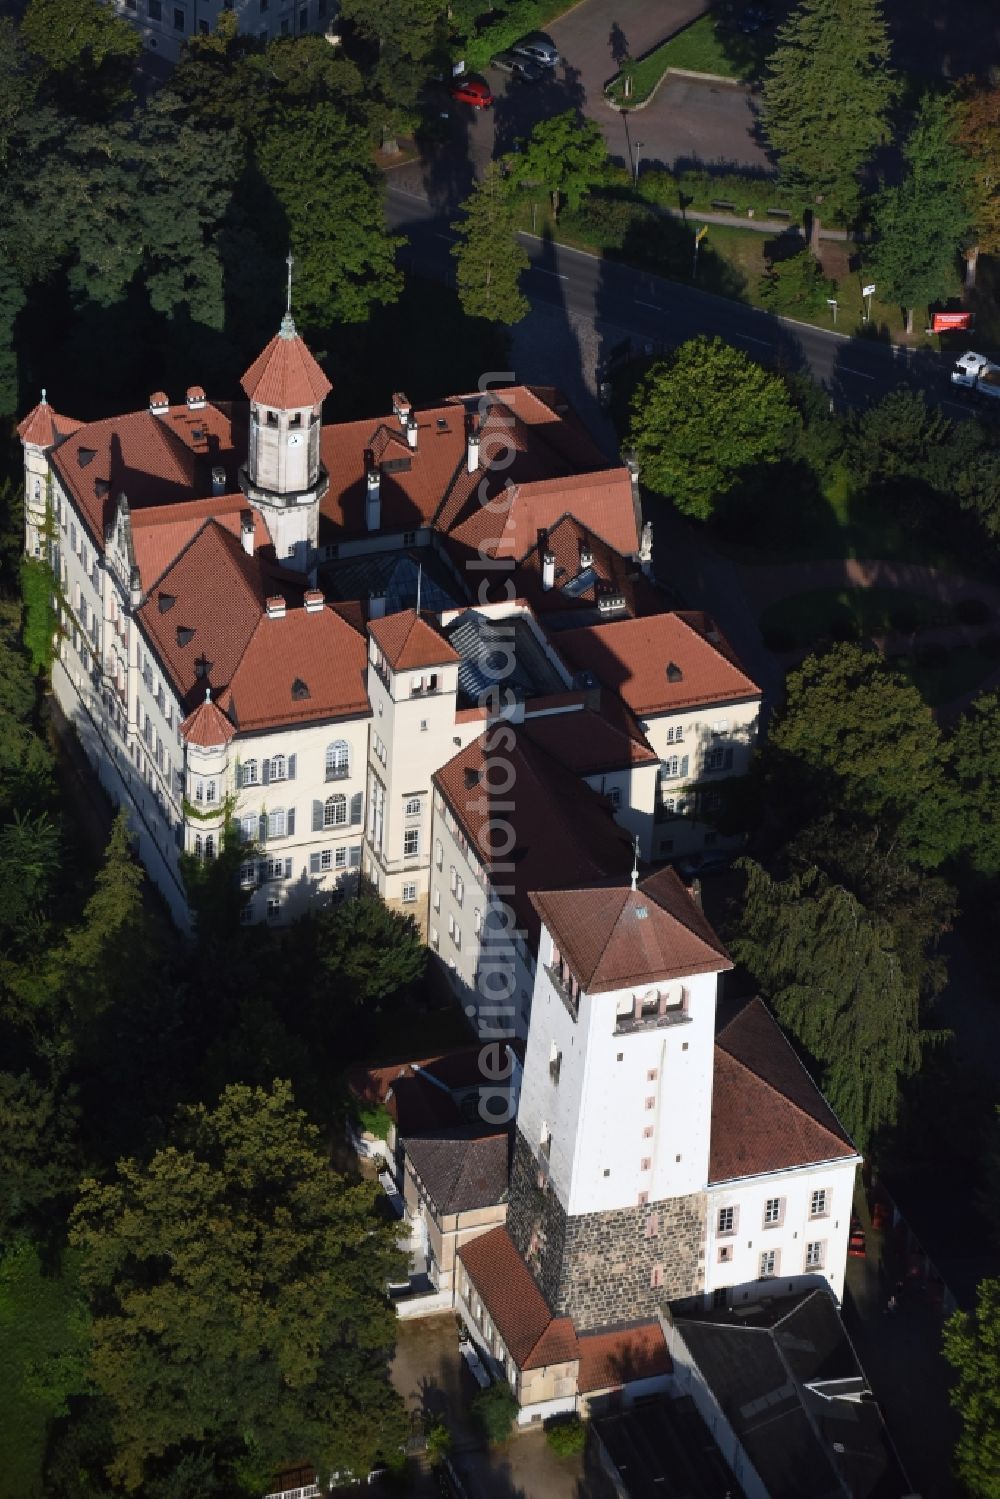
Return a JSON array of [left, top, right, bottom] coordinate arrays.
[[490, 48, 543, 81], [512, 32, 559, 68]]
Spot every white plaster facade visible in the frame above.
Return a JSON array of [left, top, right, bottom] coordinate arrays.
[[518, 922, 721, 1216], [643, 696, 760, 861], [107, 0, 340, 65]]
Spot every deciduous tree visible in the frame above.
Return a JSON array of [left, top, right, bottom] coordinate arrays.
[[20, 0, 141, 115], [761, 0, 894, 241], [733, 860, 927, 1145], [942, 1277, 1000, 1497], [769, 643, 963, 869], [953, 76, 1000, 286], [70, 1080, 407, 1493], [867, 92, 972, 332], [452, 163, 529, 324], [626, 336, 797, 520], [951, 691, 1000, 880], [511, 110, 608, 218]]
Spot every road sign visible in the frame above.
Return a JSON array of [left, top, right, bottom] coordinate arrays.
[[695, 226, 709, 245], [862, 283, 876, 297]]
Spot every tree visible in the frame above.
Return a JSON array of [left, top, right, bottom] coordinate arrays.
[[339, 0, 445, 136], [451, 164, 529, 324], [769, 644, 963, 870], [69, 1080, 407, 1493], [867, 93, 972, 332], [0, 810, 60, 949], [511, 111, 608, 218], [19, 0, 141, 114], [951, 691, 1000, 880], [761, 0, 894, 240], [256, 101, 403, 326], [0, 1070, 81, 1246], [315, 888, 426, 1005], [732, 860, 927, 1145], [842, 387, 951, 490], [758, 245, 835, 317], [942, 1277, 1000, 1497], [953, 76, 1000, 286], [626, 336, 797, 520], [471, 1380, 519, 1444]]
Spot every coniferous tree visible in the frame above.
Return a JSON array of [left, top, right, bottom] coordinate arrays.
[[942, 1277, 1000, 1498], [761, 0, 894, 242], [451, 164, 529, 324]]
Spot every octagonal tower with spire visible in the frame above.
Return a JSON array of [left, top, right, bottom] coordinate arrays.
[[239, 271, 332, 572]]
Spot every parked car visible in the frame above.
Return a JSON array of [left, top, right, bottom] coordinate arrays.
[[511, 32, 560, 68], [449, 74, 494, 108], [490, 48, 543, 82]]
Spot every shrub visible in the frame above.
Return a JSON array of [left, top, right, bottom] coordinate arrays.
[[471, 1380, 519, 1444], [20, 556, 58, 676], [425, 1420, 452, 1464], [545, 1414, 587, 1456], [759, 247, 836, 319], [638, 166, 804, 220], [457, 0, 559, 70], [955, 598, 990, 627]]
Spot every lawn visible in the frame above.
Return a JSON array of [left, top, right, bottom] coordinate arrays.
[[758, 586, 956, 651], [0, 1244, 88, 1498], [606, 16, 738, 104]]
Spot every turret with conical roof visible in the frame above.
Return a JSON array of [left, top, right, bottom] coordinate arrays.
[[239, 294, 331, 573]]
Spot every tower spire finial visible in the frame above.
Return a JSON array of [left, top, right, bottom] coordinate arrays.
[[631, 837, 639, 892], [416, 562, 422, 616], [279, 252, 296, 339], [41, 387, 47, 405]]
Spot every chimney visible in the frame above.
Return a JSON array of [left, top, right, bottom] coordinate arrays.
[[129, 565, 142, 608], [365, 449, 381, 532], [405, 413, 419, 450], [266, 595, 286, 619], [186, 385, 206, 410], [211, 465, 226, 497], [392, 391, 412, 427], [149, 391, 169, 417], [368, 590, 386, 621], [639, 519, 653, 574], [465, 413, 480, 474], [240, 510, 255, 556], [625, 450, 641, 506], [542, 549, 556, 591], [304, 588, 324, 614]]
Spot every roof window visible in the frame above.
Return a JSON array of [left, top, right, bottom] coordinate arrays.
[[291, 678, 310, 700], [666, 662, 683, 682]]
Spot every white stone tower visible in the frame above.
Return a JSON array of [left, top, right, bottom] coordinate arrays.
[[239, 263, 331, 572], [507, 865, 732, 1329]]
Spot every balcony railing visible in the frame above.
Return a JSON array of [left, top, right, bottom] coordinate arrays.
[[615, 1004, 690, 1036], [545, 964, 579, 1022]]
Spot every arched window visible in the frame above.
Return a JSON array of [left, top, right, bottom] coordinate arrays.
[[325, 740, 349, 780], [205, 835, 215, 861], [194, 834, 203, 857], [269, 754, 286, 782], [324, 794, 347, 828], [194, 779, 204, 803], [267, 807, 285, 838], [242, 758, 258, 786]]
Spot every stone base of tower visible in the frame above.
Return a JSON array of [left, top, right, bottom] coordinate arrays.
[[506, 1131, 706, 1331]]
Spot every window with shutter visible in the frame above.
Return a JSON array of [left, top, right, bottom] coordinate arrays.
[[287, 754, 296, 780], [350, 792, 362, 825], [324, 795, 346, 828], [312, 800, 323, 831], [680, 754, 689, 777], [259, 813, 268, 842], [286, 808, 295, 836]]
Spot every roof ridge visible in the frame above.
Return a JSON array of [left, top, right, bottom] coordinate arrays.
[[716, 1014, 854, 1154]]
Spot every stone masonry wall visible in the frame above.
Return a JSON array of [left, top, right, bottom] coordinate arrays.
[[506, 1130, 707, 1332]]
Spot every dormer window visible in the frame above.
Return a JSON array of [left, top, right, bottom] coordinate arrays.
[[666, 662, 683, 683]]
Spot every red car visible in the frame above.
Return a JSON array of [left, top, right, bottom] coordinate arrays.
[[450, 75, 494, 108]]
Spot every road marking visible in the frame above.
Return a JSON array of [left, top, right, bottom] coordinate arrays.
[[635, 300, 661, 311], [733, 333, 773, 348], [531, 267, 569, 280], [432, 232, 455, 241], [839, 368, 876, 381]]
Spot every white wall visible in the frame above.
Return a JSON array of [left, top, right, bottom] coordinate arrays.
[[705, 1157, 860, 1307], [641, 697, 760, 862], [518, 924, 723, 1215], [109, 0, 340, 65]]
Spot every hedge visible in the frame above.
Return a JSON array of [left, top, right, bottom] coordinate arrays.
[[455, 0, 561, 71]]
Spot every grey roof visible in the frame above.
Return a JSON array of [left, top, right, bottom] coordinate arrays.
[[404, 1129, 510, 1215], [319, 547, 460, 614], [444, 609, 566, 706], [675, 1291, 911, 1499]]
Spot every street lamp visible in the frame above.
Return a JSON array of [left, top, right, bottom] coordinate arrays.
[[633, 141, 644, 188]]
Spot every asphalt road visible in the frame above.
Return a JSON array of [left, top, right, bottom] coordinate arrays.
[[387, 183, 967, 415]]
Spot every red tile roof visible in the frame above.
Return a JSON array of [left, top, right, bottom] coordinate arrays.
[[180, 693, 236, 747], [458, 1227, 579, 1369], [554, 613, 760, 716], [521, 700, 657, 776], [434, 731, 633, 945], [530, 866, 732, 995], [138, 520, 265, 713], [240, 321, 332, 409], [710, 998, 857, 1183], [368, 609, 460, 671], [577, 1322, 671, 1394], [219, 601, 370, 732], [17, 400, 82, 449], [130, 493, 271, 591], [50, 402, 241, 545], [515, 514, 665, 619]]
